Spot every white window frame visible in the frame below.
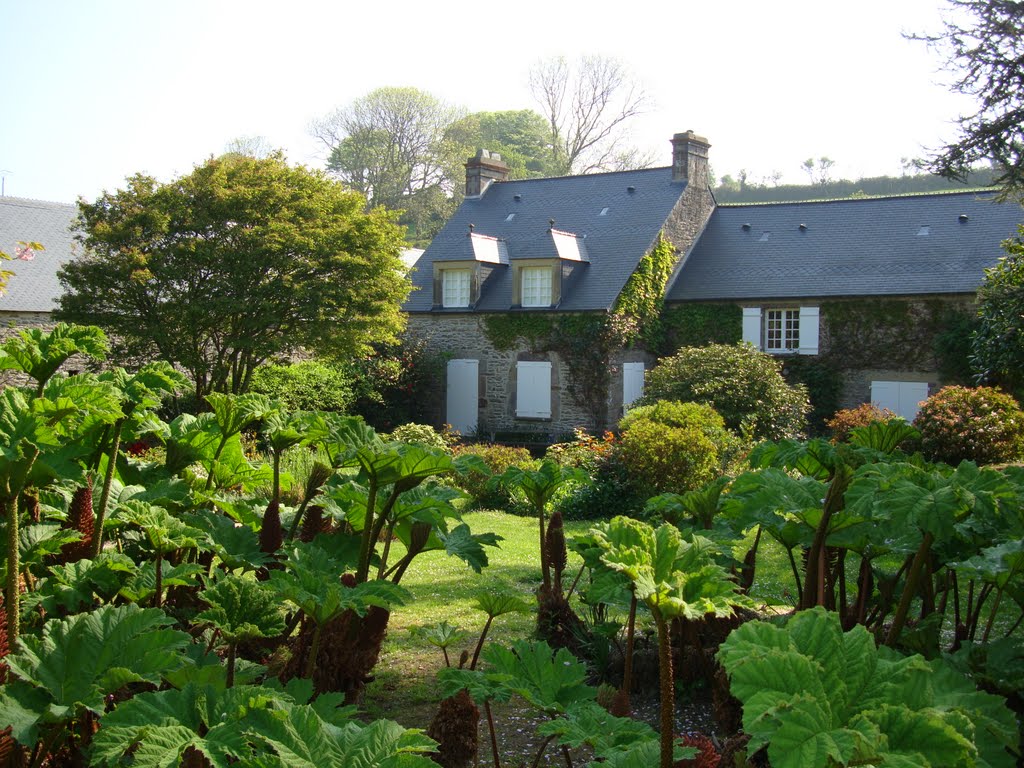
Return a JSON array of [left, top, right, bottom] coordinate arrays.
[[742, 306, 819, 355], [441, 269, 471, 308], [764, 308, 800, 353], [516, 361, 552, 419], [520, 266, 552, 307]]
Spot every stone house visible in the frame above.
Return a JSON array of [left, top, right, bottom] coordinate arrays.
[[404, 133, 1023, 438]]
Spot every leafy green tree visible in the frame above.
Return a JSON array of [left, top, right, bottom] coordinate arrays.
[[57, 154, 410, 399], [445, 110, 555, 179], [909, 0, 1024, 199], [971, 227, 1024, 398]]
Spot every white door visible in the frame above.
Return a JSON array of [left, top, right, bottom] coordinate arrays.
[[446, 359, 479, 435], [623, 362, 645, 411], [870, 381, 929, 422]]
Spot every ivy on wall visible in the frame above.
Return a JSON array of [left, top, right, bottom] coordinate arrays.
[[653, 303, 742, 356], [610, 234, 677, 347]]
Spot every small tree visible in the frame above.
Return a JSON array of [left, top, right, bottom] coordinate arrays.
[[58, 154, 410, 400], [643, 343, 809, 440], [972, 226, 1024, 398]]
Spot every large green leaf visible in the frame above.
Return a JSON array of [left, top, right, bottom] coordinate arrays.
[[197, 574, 286, 644], [480, 640, 594, 716], [536, 701, 658, 758], [718, 607, 1018, 768], [3, 604, 189, 740], [0, 323, 107, 389], [26, 553, 135, 614]]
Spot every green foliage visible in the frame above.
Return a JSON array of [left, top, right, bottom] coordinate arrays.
[[386, 422, 450, 451], [643, 343, 809, 440], [718, 607, 1018, 768], [58, 153, 410, 399], [913, 385, 1024, 465], [482, 314, 555, 352], [0, 323, 108, 393], [249, 359, 355, 413], [972, 227, 1024, 398], [934, 307, 979, 385], [653, 303, 742, 355], [450, 443, 535, 508], [347, 340, 443, 432], [1, 604, 190, 744], [196, 574, 286, 645], [781, 356, 843, 436], [611, 234, 676, 347], [617, 401, 738, 496]]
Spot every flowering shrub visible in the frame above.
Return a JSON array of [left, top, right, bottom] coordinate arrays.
[[386, 423, 451, 451], [450, 443, 536, 509], [545, 428, 615, 472], [914, 385, 1024, 465], [617, 400, 738, 496], [547, 430, 645, 520], [825, 402, 899, 444]]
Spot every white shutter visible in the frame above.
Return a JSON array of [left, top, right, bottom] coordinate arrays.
[[623, 362, 645, 411], [871, 381, 929, 422], [742, 307, 762, 348], [446, 360, 479, 435], [899, 382, 929, 422], [799, 306, 820, 355], [516, 361, 551, 418]]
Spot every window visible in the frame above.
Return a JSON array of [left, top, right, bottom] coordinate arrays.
[[442, 269, 471, 308], [742, 306, 819, 355], [446, 359, 479, 434], [623, 362, 644, 412], [521, 266, 552, 307], [516, 361, 551, 418], [764, 309, 800, 352]]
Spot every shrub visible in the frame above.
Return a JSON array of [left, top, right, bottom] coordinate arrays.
[[346, 340, 443, 432], [450, 443, 536, 509], [643, 343, 809, 440], [249, 359, 354, 413], [544, 428, 615, 472], [825, 403, 899, 444], [386, 423, 451, 451], [616, 400, 737, 496], [547, 429, 645, 521], [913, 385, 1024, 465]]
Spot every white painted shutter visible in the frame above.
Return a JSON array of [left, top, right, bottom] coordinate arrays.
[[742, 307, 762, 348], [899, 382, 929, 422], [799, 306, 820, 355], [516, 361, 551, 418], [446, 359, 479, 435], [623, 362, 645, 411], [871, 381, 929, 422]]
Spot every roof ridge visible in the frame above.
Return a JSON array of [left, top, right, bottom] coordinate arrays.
[[718, 188, 1002, 208], [493, 166, 672, 185]]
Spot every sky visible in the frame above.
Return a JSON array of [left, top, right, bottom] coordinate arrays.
[[1, 0, 974, 204]]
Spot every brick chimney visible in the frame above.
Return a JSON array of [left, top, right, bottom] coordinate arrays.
[[671, 131, 711, 184], [465, 149, 510, 197]]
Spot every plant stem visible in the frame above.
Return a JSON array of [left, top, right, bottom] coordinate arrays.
[[93, 418, 123, 557], [154, 551, 164, 609], [802, 464, 851, 609], [621, 591, 638, 707], [786, 547, 803, 605], [4, 495, 20, 643], [305, 622, 324, 680], [470, 615, 494, 671], [981, 588, 1003, 643], [355, 481, 379, 583], [537, 505, 550, 593], [529, 734, 556, 768], [655, 611, 674, 768], [484, 700, 501, 768], [886, 531, 934, 646], [227, 642, 236, 688]]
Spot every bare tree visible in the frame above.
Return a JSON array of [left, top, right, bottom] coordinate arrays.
[[529, 55, 650, 175], [223, 135, 276, 159], [309, 87, 464, 209]]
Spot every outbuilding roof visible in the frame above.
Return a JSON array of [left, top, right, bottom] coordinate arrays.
[[0, 196, 78, 312], [404, 166, 689, 312], [668, 191, 1023, 302]]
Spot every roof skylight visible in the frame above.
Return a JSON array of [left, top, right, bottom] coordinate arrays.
[[600, 207, 609, 216], [917, 226, 930, 236]]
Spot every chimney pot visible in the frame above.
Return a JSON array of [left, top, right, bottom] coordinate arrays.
[[465, 149, 510, 197], [671, 130, 711, 183]]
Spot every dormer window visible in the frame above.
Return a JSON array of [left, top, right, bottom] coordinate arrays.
[[442, 269, 471, 308], [521, 266, 553, 307]]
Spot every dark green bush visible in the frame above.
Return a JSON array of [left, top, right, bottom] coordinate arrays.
[[450, 443, 536, 509], [643, 343, 809, 440], [547, 429, 645, 521], [913, 385, 1024, 465], [616, 400, 738, 496], [346, 340, 443, 432], [249, 359, 354, 413]]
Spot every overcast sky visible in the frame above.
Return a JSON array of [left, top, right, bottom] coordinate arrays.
[[1, 0, 973, 204]]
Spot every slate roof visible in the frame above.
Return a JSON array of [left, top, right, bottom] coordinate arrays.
[[0, 196, 78, 313], [668, 191, 1023, 302], [404, 167, 688, 312]]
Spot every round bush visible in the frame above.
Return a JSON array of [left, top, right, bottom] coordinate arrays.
[[249, 359, 354, 413], [450, 443, 536, 509], [825, 403, 898, 444], [643, 343, 809, 440], [913, 385, 1024, 465], [616, 400, 736, 496], [386, 423, 450, 451]]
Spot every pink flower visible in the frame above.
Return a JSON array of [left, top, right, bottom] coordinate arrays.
[[14, 244, 35, 261]]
